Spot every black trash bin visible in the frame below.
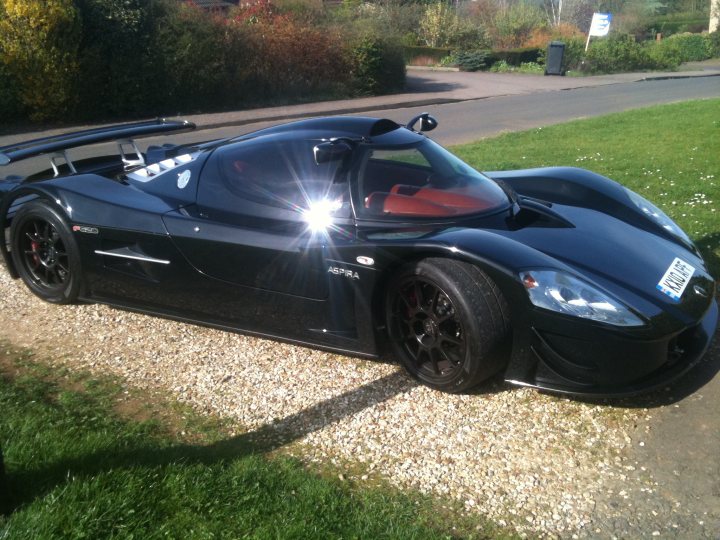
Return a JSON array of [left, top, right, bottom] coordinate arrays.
[[545, 41, 566, 76]]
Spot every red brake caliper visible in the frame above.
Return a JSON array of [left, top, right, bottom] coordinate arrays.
[[30, 240, 40, 266]]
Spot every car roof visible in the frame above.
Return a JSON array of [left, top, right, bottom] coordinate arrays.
[[229, 116, 425, 146]]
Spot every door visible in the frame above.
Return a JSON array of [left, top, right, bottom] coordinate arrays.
[[164, 135, 354, 331]]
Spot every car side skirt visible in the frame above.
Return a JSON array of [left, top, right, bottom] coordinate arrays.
[[79, 295, 381, 361]]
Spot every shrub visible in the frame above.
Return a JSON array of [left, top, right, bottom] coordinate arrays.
[[245, 17, 352, 101], [489, 60, 544, 74], [537, 37, 585, 71], [583, 34, 657, 73], [460, 0, 499, 29], [350, 34, 406, 95], [0, 0, 407, 124], [652, 32, 715, 64], [709, 31, 720, 57], [651, 13, 711, 37], [450, 20, 490, 50], [74, 0, 166, 119], [613, 1, 655, 37], [0, 0, 80, 121], [0, 61, 22, 122], [489, 47, 542, 66], [491, 2, 546, 49], [456, 50, 491, 72], [522, 22, 583, 49], [151, 3, 236, 114], [371, 1, 426, 43]]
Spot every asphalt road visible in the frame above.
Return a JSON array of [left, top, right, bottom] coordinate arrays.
[[2, 76, 718, 178], [156, 75, 720, 147], [420, 75, 720, 145]]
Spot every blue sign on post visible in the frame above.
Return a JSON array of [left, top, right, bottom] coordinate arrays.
[[586, 12, 612, 50], [589, 13, 612, 36]]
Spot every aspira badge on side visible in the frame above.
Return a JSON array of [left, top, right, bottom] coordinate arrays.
[[327, 266, 360, 280]]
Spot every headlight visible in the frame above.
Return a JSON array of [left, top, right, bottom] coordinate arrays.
[[520, 270, 644, 327], [626, 188, 691, 244]]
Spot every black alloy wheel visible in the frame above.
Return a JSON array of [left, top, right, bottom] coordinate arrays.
[[10, 200, 82, 304], [391, 276, 467, 382], [386, 258, 510, 393], [19, 218, 69, 288]]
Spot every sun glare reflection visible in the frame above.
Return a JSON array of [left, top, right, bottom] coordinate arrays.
[[303, 198, 343, 234]]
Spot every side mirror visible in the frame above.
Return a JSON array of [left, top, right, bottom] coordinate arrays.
[[406, 112, 438, 133], [313, 140, 353, 164]]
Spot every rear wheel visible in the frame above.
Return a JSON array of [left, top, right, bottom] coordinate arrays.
[[10, 200, 82, 304], [386, 258, 510, 393]]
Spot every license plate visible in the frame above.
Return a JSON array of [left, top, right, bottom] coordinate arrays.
[[656, 257, 695, 302]]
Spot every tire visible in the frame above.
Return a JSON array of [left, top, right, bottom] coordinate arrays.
[[385, 258, 510, 393], [10, 200, 83, 304]]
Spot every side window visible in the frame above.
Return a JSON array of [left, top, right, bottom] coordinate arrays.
[[198, 138, 349, 222], [360, 147, 433, 199]]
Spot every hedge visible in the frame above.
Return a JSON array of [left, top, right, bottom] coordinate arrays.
[[440, 46, 542, 70], [651, 16, 710, 36], [354, 36, 406, 95], [488, 47, 542, 66], [0, 0, 406, 123], [0, 62, 22, 122], [577, 32, 719, 74], [651, 32, 716, 64]]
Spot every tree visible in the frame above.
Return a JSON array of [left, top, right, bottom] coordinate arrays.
[[418, 2, 459, 48], [493, 1, 546, 48], [0, 0, 80, 120], [542, 0, 598, 29]]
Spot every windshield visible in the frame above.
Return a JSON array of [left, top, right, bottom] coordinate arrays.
[[356, 139, 509, 219]]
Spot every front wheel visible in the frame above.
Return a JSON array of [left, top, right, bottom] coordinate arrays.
[[10, 200, 83, 304], [385, 258, 510, 393]]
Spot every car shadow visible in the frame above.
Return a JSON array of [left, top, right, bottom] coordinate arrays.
[[2, 370, 416, 515], [373, 351, 514, 397], [4, 313, 717, 514]]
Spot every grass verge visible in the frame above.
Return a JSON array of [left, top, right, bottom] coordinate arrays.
[[453, 98, 720, 276], [0, 345, 503, 539]]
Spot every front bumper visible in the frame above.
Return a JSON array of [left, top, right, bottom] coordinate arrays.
[[504, 298, 718, 398]]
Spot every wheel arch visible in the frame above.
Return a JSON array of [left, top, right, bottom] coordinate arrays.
[[0, 185, 68, 278], [377, 249, 514, 392], [369, 244, 522, 347]]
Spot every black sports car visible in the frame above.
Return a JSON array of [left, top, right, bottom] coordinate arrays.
[[0, 115, 716, 396]]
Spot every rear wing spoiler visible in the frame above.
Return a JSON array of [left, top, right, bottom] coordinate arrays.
[[0, 118, 196, 172]]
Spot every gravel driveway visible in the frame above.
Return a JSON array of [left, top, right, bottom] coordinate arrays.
[[2, 268, 717, 538]]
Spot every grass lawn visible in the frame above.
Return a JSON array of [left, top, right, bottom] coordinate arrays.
[[453, 98, 720, 277], [0, 347, 500, 539]]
